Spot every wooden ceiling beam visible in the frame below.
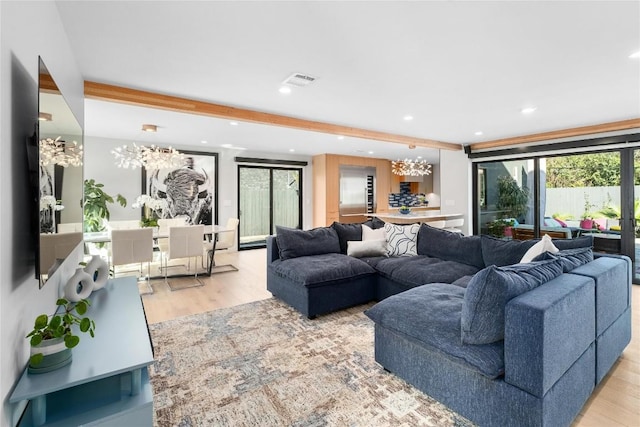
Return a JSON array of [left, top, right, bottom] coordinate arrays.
[[84, 81, 462, 151], [469, 118, 640, 151]]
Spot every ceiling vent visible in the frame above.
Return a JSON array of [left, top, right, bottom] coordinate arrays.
[[282, 72, 317, 87]]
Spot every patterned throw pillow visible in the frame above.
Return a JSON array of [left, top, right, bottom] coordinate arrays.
[[384, 223, 420, 257]]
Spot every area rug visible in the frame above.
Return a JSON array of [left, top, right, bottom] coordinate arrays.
[[148, 298, 474, 426]]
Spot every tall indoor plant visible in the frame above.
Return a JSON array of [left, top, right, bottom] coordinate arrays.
[[83, 179, 127, 232], [496, 175, 529, 221]]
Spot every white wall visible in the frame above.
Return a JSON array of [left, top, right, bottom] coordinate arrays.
[[84, 136, 314, 246], [0, 2, 84, 425], [439, 148, 471, 234]]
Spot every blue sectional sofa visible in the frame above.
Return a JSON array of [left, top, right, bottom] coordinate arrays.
[[266, 222, 632, 427]]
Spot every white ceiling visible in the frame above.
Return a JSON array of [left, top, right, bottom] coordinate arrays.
[[56, 1, 640, 161]]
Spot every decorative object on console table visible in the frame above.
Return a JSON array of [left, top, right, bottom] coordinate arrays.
[[64, 268, 94, 302], [83, 255, 109, 291], [26, 298, 95, 374]]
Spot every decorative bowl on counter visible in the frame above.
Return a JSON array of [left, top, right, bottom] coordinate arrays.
[[398, 206, 411, 215]]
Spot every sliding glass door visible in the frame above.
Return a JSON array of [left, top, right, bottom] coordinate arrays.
[[238, 165, 302, 249], [474, 149, 640, 284]]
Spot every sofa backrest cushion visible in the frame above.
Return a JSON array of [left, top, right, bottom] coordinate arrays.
[[384, 223, 419, 257], [275, 225, 341, 260], [553, 235, 593, 250], [481, 235, 538, 267], [331, 218, 386, 254], [418, 224, 484, 268], [533, 247, 594, 273], [461, 258, 564, 344]]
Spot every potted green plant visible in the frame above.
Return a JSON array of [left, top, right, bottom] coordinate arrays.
[[487, 218, 515, 238], [580, 194, 596, 230], [496, 176, 529, 221], [398, 205, 411, 215], [26, 298, 96, 374], [83, 179, 127, 233]]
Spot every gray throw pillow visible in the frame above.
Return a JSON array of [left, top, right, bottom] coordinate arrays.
[[418, 224, 484, 269], [461, 258, 564, 344], [553, 235, 593, 250], [532, 247, 594, 273], [275, 225, 341, 260]]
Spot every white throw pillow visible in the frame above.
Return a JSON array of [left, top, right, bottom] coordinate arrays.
[[347, 239, 387, 257], [384, 223, 420, 257], [362, 224, 385, 241], [520, 234, 559, 263]]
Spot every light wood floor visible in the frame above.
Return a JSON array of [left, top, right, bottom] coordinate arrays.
[[139, 249, 639, 426]]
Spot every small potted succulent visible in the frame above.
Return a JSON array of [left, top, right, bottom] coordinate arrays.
[[26, 298, 96, 374]]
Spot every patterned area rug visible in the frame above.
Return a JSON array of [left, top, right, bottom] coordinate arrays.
[[148, 298, 474, 426]]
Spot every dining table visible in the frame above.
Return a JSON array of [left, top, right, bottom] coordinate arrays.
[[84, 224, 234, 276]]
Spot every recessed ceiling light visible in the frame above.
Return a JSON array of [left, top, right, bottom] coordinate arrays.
[[368, 151, 374, 155], [629, 51, 640, 59], [337, 136, 344, 140], [417, 156, 423, 159], [201, 140, 208, 144], [521, 107, 537, 114], [289, 149, 295, 152], [142, 124, 157, 132], [403, 115, 413, 121], [475, 131, 483, 136], [221, 144, 233, 148], [38, 112, 52, 121], [279, 86, 292, 94], [229, 121, 238, 126]]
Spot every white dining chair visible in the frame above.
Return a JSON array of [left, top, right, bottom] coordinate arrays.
[[39, 232, 83, 278], [444, 218, 464, 233], [165, 225, 205, 289], [57, 222, 84, 233], [111, 228, 154, 287], [202, 218, 239, 274], [108, 220, 141, 230], [426, 220, 446, 229]]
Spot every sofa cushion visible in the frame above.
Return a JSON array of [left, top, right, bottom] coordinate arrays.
[[365, 283, 505, 379], [417, 224, 484, 269], [480, 235, 537, 267], [384, 223, 420, 257], [275, 226, 340, 260], [362, 224, 386, 241], [347, 239, 387, 258], [533, 247, 594, 273], [270, 253, 375, 287], [375, 256, 480, 288], [554, 235, 593, 250], [461, 258, 564, 344], [451, 275, 475, 288]]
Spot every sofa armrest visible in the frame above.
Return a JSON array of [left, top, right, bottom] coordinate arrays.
[[266, 235, 280, 264], [504, 274, 595, 397]]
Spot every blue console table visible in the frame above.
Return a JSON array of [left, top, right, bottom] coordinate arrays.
[[10, 277, 155, 426]]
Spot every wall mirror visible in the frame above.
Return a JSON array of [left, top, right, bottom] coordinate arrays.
[[38, 57, 84, 287]]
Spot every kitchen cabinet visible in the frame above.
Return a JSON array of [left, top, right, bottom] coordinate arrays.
[[313, 154, 394, 227]]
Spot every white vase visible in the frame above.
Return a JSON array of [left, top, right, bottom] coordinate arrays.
[[64, 268, 94, 302], [84, 255, 109, 291]]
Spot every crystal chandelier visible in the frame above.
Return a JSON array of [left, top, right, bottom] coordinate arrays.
[[391, 159, 432, 176], [111, 143, 185, 170], [39, 137, 83, 167]]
